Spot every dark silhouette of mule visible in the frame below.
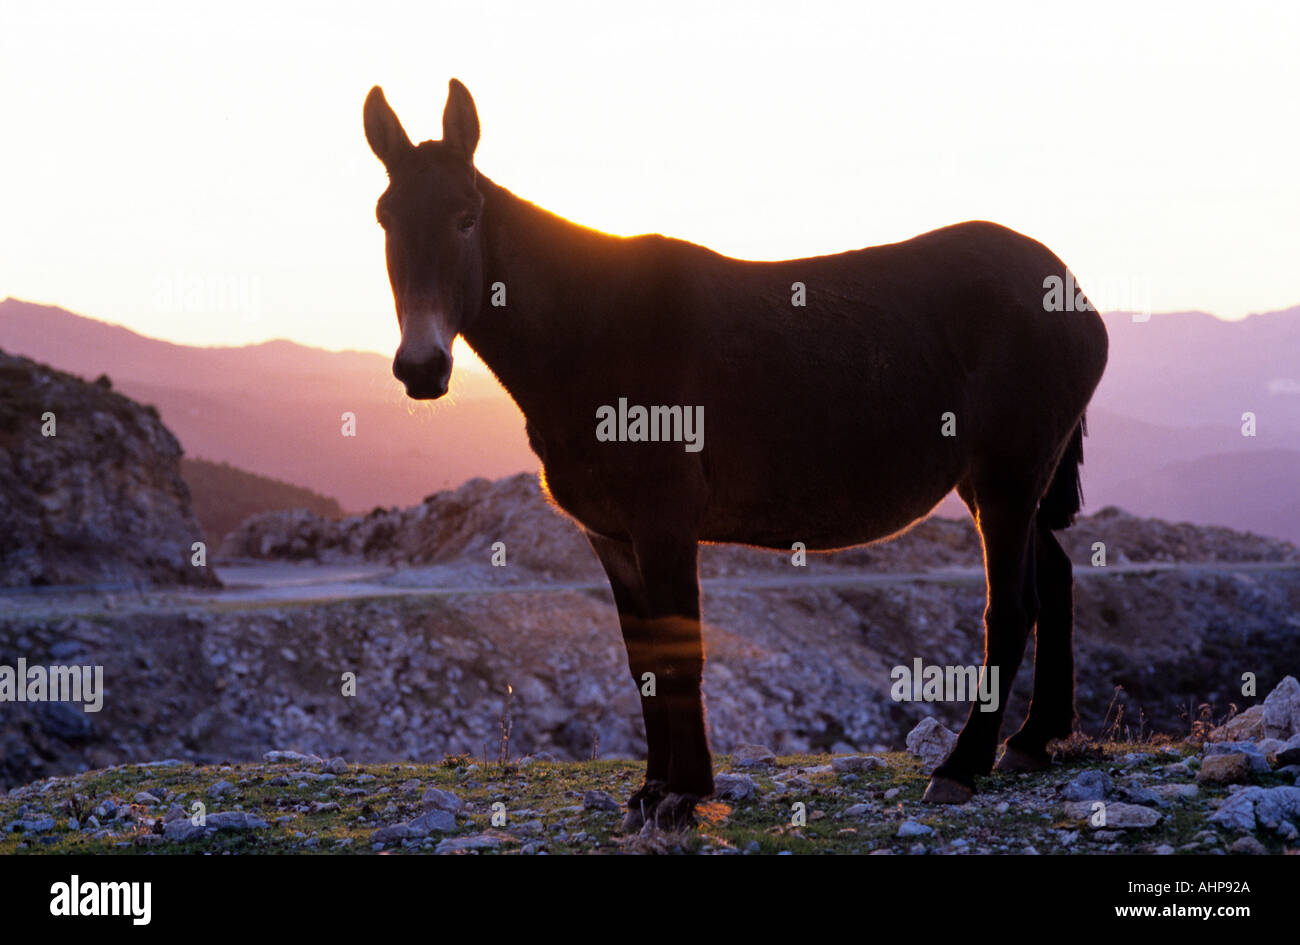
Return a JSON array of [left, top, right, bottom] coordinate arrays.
[[363, 80, 1108, 830]]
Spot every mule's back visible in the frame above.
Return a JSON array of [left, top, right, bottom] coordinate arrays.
[[635, 220, 1108, 547]]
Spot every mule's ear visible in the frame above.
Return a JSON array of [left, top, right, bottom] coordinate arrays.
[[442, 78, 479, 162], [364, 86, 414, 170]]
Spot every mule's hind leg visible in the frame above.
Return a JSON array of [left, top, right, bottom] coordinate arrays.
[[997, 522, 1077, 771], [587, 532, 671, 831], [924, 493, 1038, 803]]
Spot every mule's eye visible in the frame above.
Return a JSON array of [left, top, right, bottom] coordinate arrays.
[[458, 214, 478, 233]]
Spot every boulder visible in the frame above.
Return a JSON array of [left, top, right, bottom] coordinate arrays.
[[1197, 753, 1253, 785], [905, 718, 957, 769]]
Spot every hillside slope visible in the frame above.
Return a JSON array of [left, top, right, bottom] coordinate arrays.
[[0, 350, 217, 588], [181, 457, 343, 546]]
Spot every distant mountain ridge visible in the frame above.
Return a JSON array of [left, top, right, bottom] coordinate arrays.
[[0, 298, 537, 514], [2, 297, 1298, 541]]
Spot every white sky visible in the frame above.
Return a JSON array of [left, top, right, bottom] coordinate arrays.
[[2, 0, 1297, 361]]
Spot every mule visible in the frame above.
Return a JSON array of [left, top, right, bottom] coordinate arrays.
[[363, 79, 1109, 830]]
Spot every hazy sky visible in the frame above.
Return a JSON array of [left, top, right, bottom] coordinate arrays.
[[2, 0, 1297, 362]]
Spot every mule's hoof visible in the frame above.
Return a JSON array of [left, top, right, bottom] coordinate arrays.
[[622, 779, 667, 833], [922, 776, 974, 805], [995, 745, 1049, 773], [651, 793, 700, 831]]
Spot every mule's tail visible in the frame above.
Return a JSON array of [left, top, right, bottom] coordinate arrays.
[[1039, 415, 1087, 530]]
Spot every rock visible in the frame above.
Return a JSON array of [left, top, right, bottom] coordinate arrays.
[[1205, 741, 1269, 773], [1206, 707, 1258, 743], [582, 790, 622, 813], [1274, 733, 1300, 767], [1118, 782, 1165, 807], [373, 809, 456, 843], [421, 787, 465, 813], [371, 823, 415, 844], [435, 834, 502, 855], [1263, 676, 1300, 739], [906, 718, 957, 769], [1064, 801, 1160, 829], [1229, 836, 1268, 855], [133, 792, 160, 805], [406, 809, 456, 835], [1103, 803, 1162, 829], [1257, 738, 1285, 756], [897, 820, 932, 838], [831, 755, 886, 774], [730, 744, 776, 767], [517, 751, 559, 767], [843, 804, 872, 818], [1197, 753, 1254, 785], [207, 780, 234, 798], [263, 750, 323, 765], [1151, 784, 1199, 801], [1208, 786, 1300, 835], [33, 703, 93, 740], [8, 816, 55, 833], [714, 774, 758, 802], [1063, 770, 1112, 802], [205, 812, 268, 831], [163, 821, 207, 842]]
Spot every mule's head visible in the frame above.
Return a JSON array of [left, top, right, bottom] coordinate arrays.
[[364, 80, 483, 400]]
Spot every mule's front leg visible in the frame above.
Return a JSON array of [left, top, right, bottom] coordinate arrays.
[[588, 532, 671, 832], [636, 537, 713, 831]]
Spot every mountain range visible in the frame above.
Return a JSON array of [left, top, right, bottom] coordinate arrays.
[[2, 297, 1297, 541]]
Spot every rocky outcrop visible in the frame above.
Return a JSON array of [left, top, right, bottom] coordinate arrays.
[[220, 473, 1299, 576], [0, 350, 217, 588]]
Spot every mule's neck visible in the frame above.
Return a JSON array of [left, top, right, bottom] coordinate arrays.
[[463, 173, 617, 422]]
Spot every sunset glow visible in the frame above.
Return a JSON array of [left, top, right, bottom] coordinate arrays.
[[2, 0, 1297, 364]]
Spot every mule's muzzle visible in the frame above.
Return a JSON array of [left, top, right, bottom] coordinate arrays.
[[393, 348, 451, 400]]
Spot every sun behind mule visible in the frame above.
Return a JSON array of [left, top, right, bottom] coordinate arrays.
[[363, 79, 1109, 830]]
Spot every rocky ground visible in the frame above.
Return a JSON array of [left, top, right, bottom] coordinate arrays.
[[3, 563, 1299, 795], [4, 682, 1298, 854], [0, 350, 215, 588]]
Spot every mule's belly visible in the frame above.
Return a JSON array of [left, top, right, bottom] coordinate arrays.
[[698, 465, 959, 551]]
